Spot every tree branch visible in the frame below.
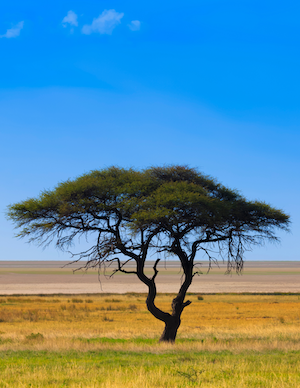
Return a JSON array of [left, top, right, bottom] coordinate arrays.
[[151, 258, 160, 281], [107, 257, 137, 276]]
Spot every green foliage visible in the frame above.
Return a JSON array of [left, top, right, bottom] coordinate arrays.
[[7, 165, 289, 237], [7, 165, 290, 277]]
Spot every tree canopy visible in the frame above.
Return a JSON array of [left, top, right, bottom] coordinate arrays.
[[7, 166, 290, 342]]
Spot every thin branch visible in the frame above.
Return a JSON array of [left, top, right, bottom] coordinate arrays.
[[151, 258, 160, 281], [107, 257, 137, 277]]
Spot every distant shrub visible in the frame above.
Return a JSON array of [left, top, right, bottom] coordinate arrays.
[[23, 309, 39, 322], [102, 315, 114, 322], [125, 292, 143, 297], [25, 332, 44, 341], [105, 299, 121, 303], [197, 296, 204, 301], [7, 298, 17, 303]]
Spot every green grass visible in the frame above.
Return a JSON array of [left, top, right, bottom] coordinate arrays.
[[0, 349, 300, 387]]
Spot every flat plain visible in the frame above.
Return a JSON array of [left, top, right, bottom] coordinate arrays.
[[1, 261, 300, 387], [0, 260, 300, 294]]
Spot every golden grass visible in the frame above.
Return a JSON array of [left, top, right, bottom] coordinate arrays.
[[0, 293, 300, 352]]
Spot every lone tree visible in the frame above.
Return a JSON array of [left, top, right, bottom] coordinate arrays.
[[7, 166, 289, 342]]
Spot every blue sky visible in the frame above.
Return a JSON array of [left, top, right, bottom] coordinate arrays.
[[0, 0, 299, 262]]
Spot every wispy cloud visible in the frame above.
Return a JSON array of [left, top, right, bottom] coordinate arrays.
[[62, 10, 78, 27], [0, 21, 24, 38], [128, 20, 141, 31], [82, 9, 124, 35]]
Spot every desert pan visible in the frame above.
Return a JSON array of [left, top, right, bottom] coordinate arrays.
[[0, 260, 299, 295]]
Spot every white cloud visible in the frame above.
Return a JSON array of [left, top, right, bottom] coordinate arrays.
[[62, 10, 78, 27], [0, 21, 24, 38], [82, 9, 124, 35], [128, 20, 141, 31]]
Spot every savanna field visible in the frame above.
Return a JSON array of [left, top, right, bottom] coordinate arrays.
[[0, 293, 300, 387]]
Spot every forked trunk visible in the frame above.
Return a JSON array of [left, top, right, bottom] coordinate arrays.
[[137, 258, 192, 343]]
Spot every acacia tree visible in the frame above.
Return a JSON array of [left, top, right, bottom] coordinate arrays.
[[7, 166, 289, 342]]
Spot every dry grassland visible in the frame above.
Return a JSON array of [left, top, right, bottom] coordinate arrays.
[[1, 293, 300, 351], [1, 293, 300, 387]]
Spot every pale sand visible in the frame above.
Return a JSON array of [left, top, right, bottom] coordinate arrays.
[[0, 261, 299, 294]]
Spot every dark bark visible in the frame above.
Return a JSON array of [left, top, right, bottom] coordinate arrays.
[[159, 315, 181, 342], [138, 247, 194, 343], [158, 248, 193, 342], [125, 238, 194, 343], [159, 293, 192, 342], [137, 259, 171, 323]]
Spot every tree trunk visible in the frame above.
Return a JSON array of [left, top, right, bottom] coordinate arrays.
[[159, 296, 192, 343], [136, 258, 192, 343], [159, 316, 181, 342]]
